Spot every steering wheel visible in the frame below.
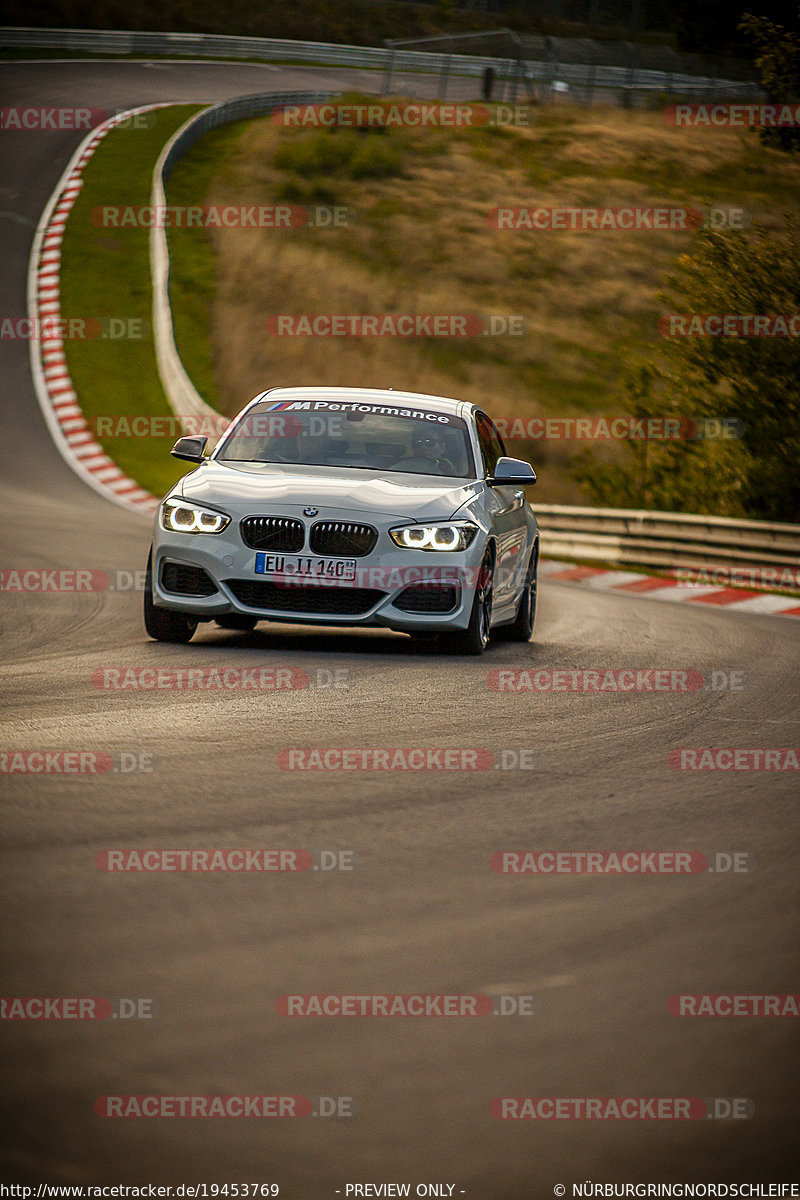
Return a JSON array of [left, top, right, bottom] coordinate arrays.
[[400, 455, 455, 473]]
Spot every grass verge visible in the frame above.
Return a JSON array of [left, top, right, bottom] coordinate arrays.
[[57, 94, 800, 512], [163, 96, 800, 505], [58, 103, 206, 499]]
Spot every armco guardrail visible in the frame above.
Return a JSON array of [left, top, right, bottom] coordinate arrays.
[[0, 26, 390, 66], [535, 505, 800, 575], [1, 27, 763, 103]]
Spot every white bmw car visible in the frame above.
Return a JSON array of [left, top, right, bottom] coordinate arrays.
[[144, 387, 539, 655]]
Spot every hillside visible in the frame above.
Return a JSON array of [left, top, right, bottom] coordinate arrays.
[[166, 98, 800, 505]]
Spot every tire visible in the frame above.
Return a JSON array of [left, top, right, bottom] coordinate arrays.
[[215, 615, 258, 631], [143, 549, 198, 644], [441, 547, 494, 656], [495, 545, 538, 643]]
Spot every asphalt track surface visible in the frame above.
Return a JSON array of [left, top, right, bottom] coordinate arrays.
[[1, 60, 799, 1196]]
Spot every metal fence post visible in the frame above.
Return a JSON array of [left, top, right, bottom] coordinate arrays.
[[439, 38, 452, 100], [383, 43, 395, 95], [585, 60, 596, 107]]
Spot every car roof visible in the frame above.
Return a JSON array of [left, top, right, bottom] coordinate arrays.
[[249, 386, 472, 418]]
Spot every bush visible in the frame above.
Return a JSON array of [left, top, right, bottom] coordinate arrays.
[[274, 129, 404, 183], [574, 220, 800, 521]]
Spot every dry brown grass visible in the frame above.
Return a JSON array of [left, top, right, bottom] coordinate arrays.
[[191, 102, 800, 503]]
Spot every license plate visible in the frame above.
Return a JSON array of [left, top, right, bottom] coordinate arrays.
[[254, 553, 357, 582]]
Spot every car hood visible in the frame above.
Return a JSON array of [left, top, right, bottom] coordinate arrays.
[[176, 461, 482, 522]]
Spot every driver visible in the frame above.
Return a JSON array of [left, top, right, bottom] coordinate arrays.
[[408, 431, 454, 472]]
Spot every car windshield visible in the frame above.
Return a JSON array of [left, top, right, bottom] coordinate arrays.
[[215, 401, 475, 479]]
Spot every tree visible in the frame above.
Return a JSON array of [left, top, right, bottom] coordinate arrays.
[[574, 220, 800, 522], [740, 6, 800, 152], [662, 0, 797, 54]]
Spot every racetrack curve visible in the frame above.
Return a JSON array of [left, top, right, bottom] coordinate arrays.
[[1, 59, 799, 1195]]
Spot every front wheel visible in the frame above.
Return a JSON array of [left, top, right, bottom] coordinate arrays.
[[495, 545, 538, 643], [143, 549, 198, 644], [441, 548, 494, 656]]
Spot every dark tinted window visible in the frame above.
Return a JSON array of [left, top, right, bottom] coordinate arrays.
[[216, 402, 475, 479], [475, 412, 506, 475]]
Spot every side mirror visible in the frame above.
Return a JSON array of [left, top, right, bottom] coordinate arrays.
[[487, 456, 537, 486], [171, 436, 208, 464]]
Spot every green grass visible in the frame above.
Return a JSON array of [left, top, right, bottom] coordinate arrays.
[[164, 121, 250, 411], [58, 104, 207, 499], [275, 128, 405, 184]]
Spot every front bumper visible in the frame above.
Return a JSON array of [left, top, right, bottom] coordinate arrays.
[[151, 526, 485, 633]]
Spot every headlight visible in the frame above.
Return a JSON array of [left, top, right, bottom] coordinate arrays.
[[160, 498, 230, 534], [389, 522, 478, 551]]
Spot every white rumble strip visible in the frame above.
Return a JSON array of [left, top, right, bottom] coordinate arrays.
[[539, 559, 800, 620], [27, 104, 177, 514]]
